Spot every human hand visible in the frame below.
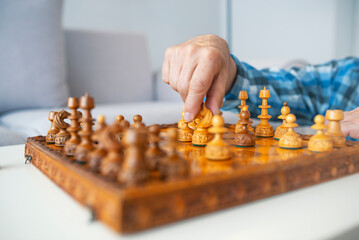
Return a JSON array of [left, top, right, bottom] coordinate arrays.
[[342, 107, 359, 139], [162, 34, 237, 122]]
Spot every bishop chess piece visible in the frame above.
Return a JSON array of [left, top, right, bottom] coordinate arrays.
[[178, 110, 193, 142], [308, 115, 333, 152], [235, 90, 254, 133], [274, 102, 290, 140], [234, 106, 255, 147], [205, 115, 231, 160], [145, 125, 166, 171], [64, 97, 81, 156], [255, 87, 274, 137], [189, 103, 213, 146], [54, 110, 71, 147], [46, 111, 59, 144], [325, 110, 345, 147], [88, 115, 107, 172], [74, 93, 95, 163], [159, 128, 189, 180], [118, 128, 150, 185], [279, 114, 302, 149], [131, 114, 145, 129]]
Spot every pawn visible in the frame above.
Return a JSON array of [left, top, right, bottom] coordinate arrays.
[[178, 110, 193, 142], [118, 128, 150, 186], [159, 128, 189, 180], [116, 115, 124, 124], [205, 115, 231, 160], [279, 114, 302, 149], [234, 106, 255, 147], [120, 120, 130, 130], [274, 102, 291, 140], [325, 110, 345, 147], [88, 115, 107, 172], [46, 111, 59, 144], [54, 110, 71, 147], [308, 115, 333, 152], [131, 114, 145, 129], [145, 125, 166, 171]]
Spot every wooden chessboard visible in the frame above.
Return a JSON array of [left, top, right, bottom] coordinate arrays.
[[24, 125, 359, 234]]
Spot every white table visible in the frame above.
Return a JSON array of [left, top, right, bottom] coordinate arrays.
[[1, 144, 359, 240]]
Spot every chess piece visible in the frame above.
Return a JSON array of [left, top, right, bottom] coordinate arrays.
[[100, 123, 123, 181], [64, 97, 81, 156], [205, 115, 231, 160], [274, 102, 290, 140], [74, 93, 95, 163], [159, 128, 189, 180], [308, 115, 333, 152], [54, 110, 71, 147], [131, 114, 145, 129], [46, 111, 59, 144], [325, 110, 345, 147], [279, 114, 302, 149], [88, 115, 107, 172], [235, 90, 254, 133], [234, 106, 255, 147], [255, 87, 274, 137], [118, 128, 150, 185], [178, 110, 193, 142], [189, 103, 213, 146], [116, 115, 124, 124], [145, 125, 166, 171]]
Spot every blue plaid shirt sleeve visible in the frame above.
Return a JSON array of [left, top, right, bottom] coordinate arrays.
[[223, 55, 359, 125]]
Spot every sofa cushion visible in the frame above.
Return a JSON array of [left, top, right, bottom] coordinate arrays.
[[0, 126, 25, 146], [0, 0, 69, 114]]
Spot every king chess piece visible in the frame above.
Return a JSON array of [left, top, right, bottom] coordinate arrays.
[[46, 111, 59, 144], [278, 114, 302, 149], [325, 110, 345, 147], [189, 103, 213, 146], [178, 109, 193, 142], [234, 106, 255, 147], [235, 90, 254, 133], [88, 115, 108, 172], [64, 97, 81, 156], [274, 102, 290, 140], [74, 93, 95, 163], [54, 109, 71, 147], [308, 115, 333, 152], [255, 87, 274, 137], [205, 115, 231, 160]]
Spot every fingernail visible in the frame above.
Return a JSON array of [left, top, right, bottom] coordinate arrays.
[[184, 112, 192, 122]]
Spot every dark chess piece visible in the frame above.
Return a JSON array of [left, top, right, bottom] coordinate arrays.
[[64, 97, 81, 156], [88, 115, 107, 172], [116, 115, 124, 124], [54, 109, 71, 147], [46, 111, 59, 144], [100, 123, 123, 181], [118, 128, 150, 186], [159, 128, 189, 180], [235, 106, 256, 147], [145, 125, 166, 171], [74, 93, 95, 163], [131, 114, 145, 129]]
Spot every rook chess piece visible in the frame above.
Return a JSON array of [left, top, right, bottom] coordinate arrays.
[[308, 115, 333, 152], [88, 115, 108, 172], [178, 109, 193, 142], [64, 97, 81, 156], [46, 111, 59, 144], [274, 102, 290, 140], [145, 125, 166, 171], [255, 87, 274, 137], [205, 115, 231, 160], [325, 110, 345, 147], [234, 106, 256, 147], [279, 114, 302, 149], [54, 109, 71, 147]]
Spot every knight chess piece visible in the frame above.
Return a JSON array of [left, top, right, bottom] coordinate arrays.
[[235, 106, 256, 147], [325, 110, 345, 147], [118, 128, 150, 185], [159, 128, 189, 180], [189, 103, 213, 146], [88, 115, 107, 172], [46, 111, 59, 144], [74, 93, 95, 163], [178, 110, 193, 142], [308, 115, 333, 152], [235, 90, 254, 133], [54, 110, 71, 147], [145, 125, 166, 171], [278, 114, 302, 149], [64, 97, 81, 156], [274, 102, 290, 140], [205, 115, 231, 160], [255, 87, 274, 137]]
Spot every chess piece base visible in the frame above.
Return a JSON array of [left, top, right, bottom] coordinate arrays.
[[192, 127, 209, 146], [255, 125, 274, 137], [235, 132, 256, 147], [205, 144, 231, 160], [55, 133, 70, 147], [279, 132, 302, 149], [64, 141, 78, 157], [274, 126, 288, 141], [178, 129, 193, 142], [309, 135, 333, 152], [326, 133, 345, 148]]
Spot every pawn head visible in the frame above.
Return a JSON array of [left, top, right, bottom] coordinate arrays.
[[149, 124, 160, 135], [286, 114, 296, 123], [133, 114, 143, 123], [314, 115, 325, 124], [212, 115, 224, 127]]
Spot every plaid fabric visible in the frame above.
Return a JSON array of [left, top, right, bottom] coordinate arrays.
[[223, 55, 359, 126]]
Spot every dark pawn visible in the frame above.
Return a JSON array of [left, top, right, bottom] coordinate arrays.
[[88, 115, 107, 173], [235, 106, 256, 147], [145, 125, 166, 171]]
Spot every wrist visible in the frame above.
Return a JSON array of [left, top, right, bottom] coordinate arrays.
[[225, 55, 237, 94]]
